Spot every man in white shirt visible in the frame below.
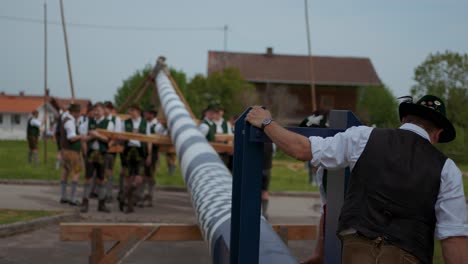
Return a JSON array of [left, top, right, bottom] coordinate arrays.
[[80, 103, 114, 213], [198, 105, 217, 142], [141, 106, 167, 207], [59, 104, 83, 206], [246, 95, 467, 264], [103, 101, 122, 202], [119, 104, 151, 214], [26, 110, 43, 165]]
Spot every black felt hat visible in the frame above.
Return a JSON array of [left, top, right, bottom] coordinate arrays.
[[128, 104, 141, 112], [68, 103, 81, 113], [143, 105, 158, 114], [399, 95, 455, 143]]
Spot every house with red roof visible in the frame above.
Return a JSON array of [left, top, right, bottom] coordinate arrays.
[[0, 92, 90, 140], [208, 48, 382, 124]]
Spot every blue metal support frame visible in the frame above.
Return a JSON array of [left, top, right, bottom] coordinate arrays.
[[230, 108, 362, 264]]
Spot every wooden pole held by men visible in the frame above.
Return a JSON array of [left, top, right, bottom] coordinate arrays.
[[43, 2, 48, 163], [59, 0, 76, 102]]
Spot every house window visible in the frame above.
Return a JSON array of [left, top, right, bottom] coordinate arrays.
[[320, 95, 335, 109], [0, 114, 3, 124], [11, 114, 21, 125]]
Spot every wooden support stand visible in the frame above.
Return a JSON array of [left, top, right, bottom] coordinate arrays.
[[60, 223, 317, 264]]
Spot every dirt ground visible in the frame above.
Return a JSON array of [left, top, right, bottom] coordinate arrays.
[[0, 184, 321, 264]]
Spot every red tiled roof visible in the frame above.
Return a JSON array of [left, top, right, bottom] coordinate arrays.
[[0, 94, 90, 115], [208, 50, 382, 86], [51, 97, 90, 115], [0, 95, 45, 113]]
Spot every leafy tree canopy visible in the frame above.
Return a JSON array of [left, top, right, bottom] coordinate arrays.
[[411, 50, 468, 161], [114, 66, 255, 119], [357, 85, 399, 128]]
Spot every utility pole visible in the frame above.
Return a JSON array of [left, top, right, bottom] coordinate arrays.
[[223, 24, 228, 52], [59, 0, 75, 102], [304, 0, 317, 111], [43, 2, 48, 163]]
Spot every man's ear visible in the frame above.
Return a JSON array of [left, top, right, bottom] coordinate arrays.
[[401, 116, 407, 123], [432, 128, 444, 144]]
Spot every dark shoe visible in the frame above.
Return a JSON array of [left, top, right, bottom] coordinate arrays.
[[60, 198, 68, 204], [144, 195, 153, 207], [68, 200, 80, 206], [117, 191, 125, 211], [124, 186, 136, 213], [80, 198, 89, 213], [90, 192, 98, 199], [98, 199, 111, 213]]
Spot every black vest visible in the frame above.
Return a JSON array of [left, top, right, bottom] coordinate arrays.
[[338, 128, 447, 264]]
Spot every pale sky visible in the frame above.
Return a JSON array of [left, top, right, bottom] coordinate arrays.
[[2, 0, 468, 102]]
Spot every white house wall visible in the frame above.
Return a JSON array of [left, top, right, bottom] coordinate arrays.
[[0, 102, 58, 140]]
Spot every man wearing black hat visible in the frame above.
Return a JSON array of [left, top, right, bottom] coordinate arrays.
[[246, 95, 467, 264], [59, 104, 83, 206], [199, 104, 218, 142]]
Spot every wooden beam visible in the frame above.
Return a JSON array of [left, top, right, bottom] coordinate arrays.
[[60, 223, 203, 242], [96, 129, 233, 154], [214, 133, 234, 142], [164, 68, 199, 123], [96, 129, 172, 145], [60, 223, 316, 242]]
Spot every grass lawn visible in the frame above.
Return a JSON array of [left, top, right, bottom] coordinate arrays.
[[0, 140, 315, 191], [0, 209, 60, 225], [0, 140, 466, 194]]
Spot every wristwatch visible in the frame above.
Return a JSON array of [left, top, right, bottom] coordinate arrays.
[[261, 118, 273, 130]]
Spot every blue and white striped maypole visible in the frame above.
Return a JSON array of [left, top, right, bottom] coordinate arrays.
[[155, 57, 297, 263]]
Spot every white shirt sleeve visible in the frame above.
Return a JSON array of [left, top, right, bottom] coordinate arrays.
[[434, 158, 468, 239], [226, 122, 233, 135], [30, 118, 41, 127], [309, 126, 373, 170], [154, 123, 167, 135], [79, 121, 88, 135], [106, 120, 115, 132], [114, 116, 122, 132], [199, 123, 210, 136], [64, 120, 77, 139], [316, 166, 327, 213], [146, 122, 151, 135]]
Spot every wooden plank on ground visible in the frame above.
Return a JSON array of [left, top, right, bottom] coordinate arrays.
[[60, 223, 203, 241], [60, 223, 316, 241]]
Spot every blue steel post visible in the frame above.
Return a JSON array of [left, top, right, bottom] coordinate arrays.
[[323, 110, 362, 264], [242, 109, 362, 264], [230, 107, 264, 264]]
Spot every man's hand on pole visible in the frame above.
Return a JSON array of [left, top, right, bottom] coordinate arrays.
[[246, 106, 272, 128]]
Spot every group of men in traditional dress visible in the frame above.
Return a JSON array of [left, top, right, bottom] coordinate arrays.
[[55, 101, 166, 214]]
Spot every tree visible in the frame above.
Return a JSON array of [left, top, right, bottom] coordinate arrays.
[[114, 66, 255, 119], [411, 51, 468, 160], [114, 65, 187, 112], [357, 85, 399, 128], [411, 51, 468, 127], [184, 67, 257, 118]]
